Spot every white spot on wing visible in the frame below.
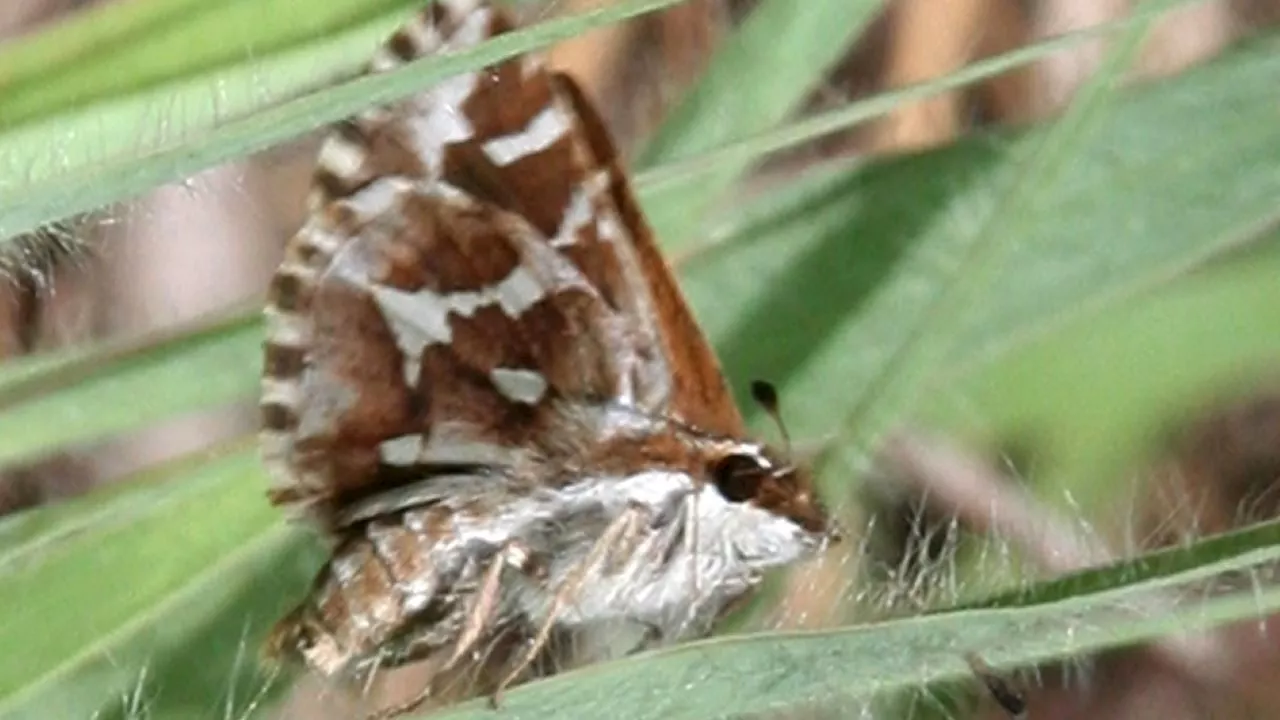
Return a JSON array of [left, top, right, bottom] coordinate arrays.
[[490, 368, 547, 404], [491, 265, 545, 315], [316, 136, 366, 180], [368, 265, 548, 384], [598, 404, 665, 435], [274, 261, 318, 285], [340, 176, 412, 220], [400, 13, 442, 52], [418, 439, 519, 466], [299, 226, 345, 256], [597, 210, 625, 244], [447, 6, 493, 49], [550, 187, 594, 247], [394, 9, 494, 173], [263, 307, 309, 348], [370, 48, 401, 72], [380, 435, 423, 465], [482, 105, 569, 166], [258, 431, 290, 465], [261, 377, 302, 408]]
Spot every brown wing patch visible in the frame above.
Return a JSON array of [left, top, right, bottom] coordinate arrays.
[[417, 290, 619, 448], [379, 192, 521, 294], [263, 176, 630, 516]]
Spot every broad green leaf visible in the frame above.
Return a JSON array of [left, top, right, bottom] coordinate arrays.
[[945, 232, 1280, 512], [680, 32, 1280, 445], [828, 1, 1157, 480]]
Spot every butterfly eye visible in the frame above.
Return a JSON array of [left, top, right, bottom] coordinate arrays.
[[711, 453, 769, 503]]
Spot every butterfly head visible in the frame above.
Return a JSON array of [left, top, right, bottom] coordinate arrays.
[[698, 380, 839, 540], [707, 443, 835, 539]]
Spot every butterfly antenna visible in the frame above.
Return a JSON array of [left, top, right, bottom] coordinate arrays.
[[750, 380, 792, 460]]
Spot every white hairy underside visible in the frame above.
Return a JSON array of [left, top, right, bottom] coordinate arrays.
[[354, 465, 819, 669], [516, 471, 817, 652]]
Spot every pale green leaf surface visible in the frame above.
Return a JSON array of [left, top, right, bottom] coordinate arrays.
[[0, 314, 259, 465], [0, 14, 405, 200], [422, 520, 1280, 720], [680, 34, 1280, 447], [946, 233, 1280, 513], [636, 0, 884, 248]]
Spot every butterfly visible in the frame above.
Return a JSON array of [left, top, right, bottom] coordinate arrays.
[[258, 0, 838, 715]]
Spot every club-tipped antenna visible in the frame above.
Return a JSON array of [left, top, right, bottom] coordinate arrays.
[[750, 380, 792, 460]]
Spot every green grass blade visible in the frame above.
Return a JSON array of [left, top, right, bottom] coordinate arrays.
[[640, 0, 1206, 232], [0, 444, 318, 720], [0, 0, 423, 130], [636, 0, 884, 248], [0, 310, 260, 466], [819, 0, 1158, 481], [0, 0, 688, 245], [942, 233, 1280, 513], [680, 31, 1280, 448]]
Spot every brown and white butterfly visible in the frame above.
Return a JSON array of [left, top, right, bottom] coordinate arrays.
[[258, 0, 838, 714]]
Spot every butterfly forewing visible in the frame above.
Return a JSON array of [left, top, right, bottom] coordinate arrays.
[[260, 0, 741, 521]]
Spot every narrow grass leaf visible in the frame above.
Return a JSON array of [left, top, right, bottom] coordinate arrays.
[[0, 0, 424, 130], [636, 0, 884, 248], [0, 445, 317, 720], [0, 0, 688, 245], [0, 311, 260, 466]]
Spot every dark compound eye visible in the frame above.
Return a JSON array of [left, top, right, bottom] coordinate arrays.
[[711, 453, 768, 503]]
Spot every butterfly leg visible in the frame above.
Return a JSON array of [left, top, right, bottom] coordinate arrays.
[[488, 503, 650, 708], [686, 486, 702, 596], [642, 487, 707, 637], [445, 542, 531, 670], [368, 542, 531, 720]]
